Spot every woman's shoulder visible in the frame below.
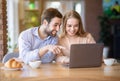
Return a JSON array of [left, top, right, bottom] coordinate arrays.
[[86, 33, 93, 38], [86, 33, 96, 43], [59, 36, 65, 41], [58, 36, 66, 45]]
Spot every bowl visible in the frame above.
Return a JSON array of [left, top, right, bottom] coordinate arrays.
[[29, 61, 41, 69], [104, 58, 115, 66]]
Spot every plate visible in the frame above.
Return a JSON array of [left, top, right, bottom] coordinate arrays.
[[0, 66, 22, 71]]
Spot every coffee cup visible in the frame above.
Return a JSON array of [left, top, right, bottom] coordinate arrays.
[[104, 58, 117, 66], [29, 60, 41, 69]]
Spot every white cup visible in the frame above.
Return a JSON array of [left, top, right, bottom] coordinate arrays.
[[104, 58, 117, 66], [29, 60, 41, 69]]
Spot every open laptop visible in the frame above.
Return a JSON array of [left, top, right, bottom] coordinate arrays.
[[69, 43, 104, 68]]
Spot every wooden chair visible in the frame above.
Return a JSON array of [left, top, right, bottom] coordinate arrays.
[[2, 52, 19, 63]]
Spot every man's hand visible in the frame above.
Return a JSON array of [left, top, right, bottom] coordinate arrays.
[[39, 45, 65, 57], [47, 45, 65, 54]]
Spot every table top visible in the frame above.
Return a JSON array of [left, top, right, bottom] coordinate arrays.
[[0, 62, 120, 81]]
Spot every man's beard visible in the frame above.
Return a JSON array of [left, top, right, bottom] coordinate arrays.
[[44, 29, 57, 37]]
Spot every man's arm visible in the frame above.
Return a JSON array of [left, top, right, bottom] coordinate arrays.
[[18, 30, 63, 64], [18, 32, 40, 64]]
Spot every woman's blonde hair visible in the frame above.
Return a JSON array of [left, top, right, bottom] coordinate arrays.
[[60, 10, 88, 38]]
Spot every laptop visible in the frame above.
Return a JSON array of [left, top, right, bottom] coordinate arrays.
[[69, 43, 104, 68]]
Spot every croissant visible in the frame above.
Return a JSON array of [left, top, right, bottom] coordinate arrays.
[[4, 58, 23, 68]]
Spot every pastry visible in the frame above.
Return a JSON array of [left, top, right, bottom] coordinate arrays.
[[4, 58, 23, 68]]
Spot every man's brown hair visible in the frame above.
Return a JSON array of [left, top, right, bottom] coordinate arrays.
[[41, 8, 62, 24]]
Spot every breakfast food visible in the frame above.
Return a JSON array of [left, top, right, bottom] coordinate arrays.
[[4, 58, 23, 68]]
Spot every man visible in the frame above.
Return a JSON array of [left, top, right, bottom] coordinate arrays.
[[18, 8, 63, 64]]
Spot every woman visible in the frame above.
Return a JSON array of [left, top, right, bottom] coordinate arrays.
[[56, 10, 96, 64]]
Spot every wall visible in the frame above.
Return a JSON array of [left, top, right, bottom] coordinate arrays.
[[0, 0, 8, 61], [84, 0, 103, 42]]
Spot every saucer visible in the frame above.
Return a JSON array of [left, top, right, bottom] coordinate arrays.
[[0, 66, 23, 71]]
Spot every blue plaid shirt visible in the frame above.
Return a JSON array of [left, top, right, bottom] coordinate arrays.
[[18, 27, 58, 64]]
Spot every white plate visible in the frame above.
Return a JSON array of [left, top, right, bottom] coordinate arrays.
[[0, 66, 22, 71]]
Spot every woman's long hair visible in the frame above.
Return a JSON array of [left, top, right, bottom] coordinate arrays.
[[60, 10, 88, 38]]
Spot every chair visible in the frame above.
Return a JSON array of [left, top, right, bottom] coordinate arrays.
[[2, 52, 19, 63]]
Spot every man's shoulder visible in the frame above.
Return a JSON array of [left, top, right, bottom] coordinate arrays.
[[21, 27, 38, 34], [19, 27, 39, 37]]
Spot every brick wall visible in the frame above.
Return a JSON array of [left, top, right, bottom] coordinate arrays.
[[0, 0, 8, 61], [84, 0, 103, 41]]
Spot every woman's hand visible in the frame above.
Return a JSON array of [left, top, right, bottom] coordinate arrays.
[[57, 56, 70, 65], [63, 57, 70, 64]]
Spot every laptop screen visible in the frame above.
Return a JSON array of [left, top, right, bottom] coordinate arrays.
[[69, 43, 104, 68]]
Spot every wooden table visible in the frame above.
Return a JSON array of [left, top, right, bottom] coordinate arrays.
[[0, 62, 120, 81]]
